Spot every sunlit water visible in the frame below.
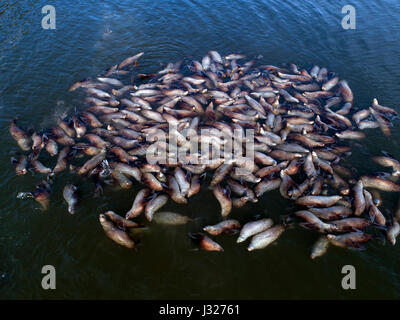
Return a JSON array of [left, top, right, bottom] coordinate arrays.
[[0, 0, 400, 299]]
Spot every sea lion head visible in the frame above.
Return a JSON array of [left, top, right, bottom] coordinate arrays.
[[326, 234, 335, 241]]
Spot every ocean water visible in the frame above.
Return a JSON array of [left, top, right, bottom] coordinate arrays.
[[0, 0, 399, 299]]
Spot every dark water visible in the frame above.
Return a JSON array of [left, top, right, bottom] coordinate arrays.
[[1, 0, 400, 299]]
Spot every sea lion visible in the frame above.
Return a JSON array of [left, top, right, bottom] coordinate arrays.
[[99, 214, 135, 249]]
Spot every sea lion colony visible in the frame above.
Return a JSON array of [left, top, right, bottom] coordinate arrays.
[[9, 51, 400, 258]]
